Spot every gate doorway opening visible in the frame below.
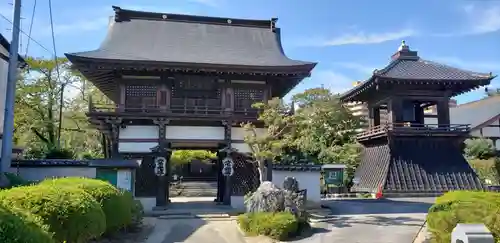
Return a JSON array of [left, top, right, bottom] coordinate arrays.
[[170, 149, 218, 198]]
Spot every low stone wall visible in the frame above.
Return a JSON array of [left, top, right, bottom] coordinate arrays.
[[9, 159, 139, 191], [272, 165, 322, 203], [10, 161, 95, 182]]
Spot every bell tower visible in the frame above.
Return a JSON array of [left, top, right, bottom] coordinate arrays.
[[341, 41, 495, 195]]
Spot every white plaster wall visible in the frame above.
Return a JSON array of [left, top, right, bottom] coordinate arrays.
[[119, 126, 159, 139], [232, 142, 251, 153], [231, 196, 245, 211], [8, 167, 96, 182], [272, 170, 322, 203], [119, 142, 158, 153], [137, 197, 156, 213], [424, 117, 438, 125], [231, 127, 266, 140], [166, 126, 224, 140]]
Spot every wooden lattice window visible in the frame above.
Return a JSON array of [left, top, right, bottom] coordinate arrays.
[[125, 85, 157, 107], [172, 77, 221, 99], [234, 88, 264, 109], [171, 76, 222, 108]]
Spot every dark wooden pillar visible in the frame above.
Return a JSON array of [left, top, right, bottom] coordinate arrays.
[[105, 118, 122, 158], [388, 97, 403, 124], [215, 144, 225, 203], [437, 99, 451, 126], [152, 118, 171, 208], [373, 107, 381, 126], [414, 103, 425, 125], [368, 106, 375, 128], [222, 120, 232, 206]]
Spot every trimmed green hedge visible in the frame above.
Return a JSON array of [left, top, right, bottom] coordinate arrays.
[[237, 212, 300, 240], [40, 177, 134, 233], [0, 185, 106, 243], [0, 204, 54, 243], [427, 191, 500, 243]]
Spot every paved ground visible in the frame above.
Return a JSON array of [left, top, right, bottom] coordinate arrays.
[[141, 197, 436, 243], [309, 198, 435, 243]]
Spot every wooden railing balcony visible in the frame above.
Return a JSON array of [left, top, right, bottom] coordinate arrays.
[[357, 123, 471, 140], [87, 103, 260, 118]]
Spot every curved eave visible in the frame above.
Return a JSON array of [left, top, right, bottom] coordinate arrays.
[[340, 75, 495, 102], [65, 53, 317, 77]]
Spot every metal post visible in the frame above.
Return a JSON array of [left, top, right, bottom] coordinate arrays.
[[1, 0, 22, 173]]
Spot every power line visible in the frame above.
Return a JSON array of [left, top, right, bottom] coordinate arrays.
[[24, 0, 37, 57], [48, 0, 64, 148], [0, 12, 51, 54]]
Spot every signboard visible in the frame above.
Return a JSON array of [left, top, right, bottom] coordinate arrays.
[[116, 170, 132, 191], [324, 169, 343, 186], [154, 157, 167, 176]]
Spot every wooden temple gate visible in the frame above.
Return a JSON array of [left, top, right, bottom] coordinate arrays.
[[65, 6, 316, 207]]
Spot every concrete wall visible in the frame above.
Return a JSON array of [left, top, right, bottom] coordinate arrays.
[[272, 170, 322, 203]]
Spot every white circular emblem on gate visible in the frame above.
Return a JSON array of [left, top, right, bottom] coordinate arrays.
[[154, 157, 167, 176]]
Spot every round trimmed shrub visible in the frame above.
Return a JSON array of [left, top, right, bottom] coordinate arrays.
[[427, 191, 500, 243], [40, 177, 134, 233], [0, 185, 106, 243], [237, 212, 299, 240], [0, 204, 54, 243]]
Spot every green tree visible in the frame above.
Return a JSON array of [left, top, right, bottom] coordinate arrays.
[[241, 98, 295, 182], [464, 138, 496, 160], [14, 57, 108, 159], [291, 88, 362, 179], [171, 150, 217, 167], [15, 58, 72, 153]]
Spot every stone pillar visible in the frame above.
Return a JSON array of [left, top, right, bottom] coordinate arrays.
[[452, 224, 494, 243], [152, 118, 171, 209], [105, 118, 122, 158]]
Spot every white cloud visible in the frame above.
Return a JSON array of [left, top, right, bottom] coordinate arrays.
[[463, 4, 500, 35], [51, 17, 109, 36], [187, 0, 220, 7], [308, 29, 417, 47], [311, 70, 357, 94], [333, 62, 377, 75], [438, 3, 500, 37], [429, 56, 500, 73]]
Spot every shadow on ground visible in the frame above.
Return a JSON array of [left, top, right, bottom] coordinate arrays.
[[158, 218, 207, 243], [324, 198, 435, 215]]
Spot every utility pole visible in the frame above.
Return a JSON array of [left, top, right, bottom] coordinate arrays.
[[1, 0, 22, 173]]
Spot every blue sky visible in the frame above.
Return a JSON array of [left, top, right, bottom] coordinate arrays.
[[1, 0, 499, 104]]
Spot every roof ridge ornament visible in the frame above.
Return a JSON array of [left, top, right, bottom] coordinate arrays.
[[398, 40, 410, 51], [270, 18, 278, 32], [391, 40, 418, 61]]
